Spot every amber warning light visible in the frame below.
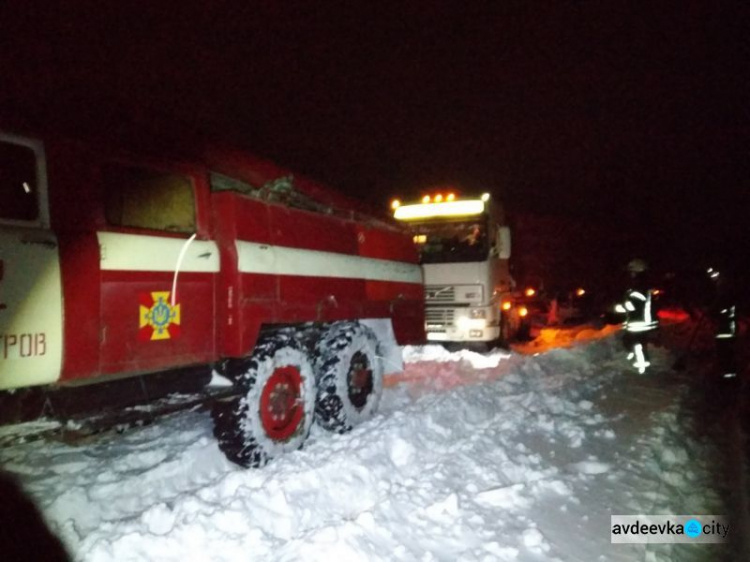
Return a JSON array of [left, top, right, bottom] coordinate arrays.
[[393, 199, 486, 221]]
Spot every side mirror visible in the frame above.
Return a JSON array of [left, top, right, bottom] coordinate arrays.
[[496, 226, 511, 259]]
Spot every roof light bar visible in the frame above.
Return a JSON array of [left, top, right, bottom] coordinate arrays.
[[393, 199, 486, 220]]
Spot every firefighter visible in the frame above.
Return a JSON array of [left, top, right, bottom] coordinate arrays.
[[708, 267, 738, 379], [615, 258, 659, 374]]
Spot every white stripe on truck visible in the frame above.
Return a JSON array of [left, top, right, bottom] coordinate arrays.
[[96, 233, 422, 285], [235, 241, 423, 284], [97, 232, 221, 273]]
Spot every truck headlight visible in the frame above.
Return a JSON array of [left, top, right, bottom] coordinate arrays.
[[457, 317, 487, 330], [469, 308, 487, 319]]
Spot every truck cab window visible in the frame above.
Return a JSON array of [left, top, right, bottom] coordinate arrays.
[[413, 217, 490, 264], [0, 141, 38, 222], [103, 164, 195, 233]]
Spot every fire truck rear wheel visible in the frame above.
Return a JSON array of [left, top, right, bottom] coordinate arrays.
[[314, 322, 383, 433], [211, 333, 316, 468]]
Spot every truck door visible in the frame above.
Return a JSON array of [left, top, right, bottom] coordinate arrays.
[[0, 133, 63, 390], [97, 162, 219, 376]]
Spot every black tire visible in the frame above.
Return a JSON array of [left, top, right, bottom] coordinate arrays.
[[314, 322, 384, 433], [211, 332, 316, 468]]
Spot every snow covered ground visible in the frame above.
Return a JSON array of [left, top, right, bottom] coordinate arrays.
[[0, 323, 740, 561]]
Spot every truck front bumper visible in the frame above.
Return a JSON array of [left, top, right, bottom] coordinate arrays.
[[425, 312, 501, 343]]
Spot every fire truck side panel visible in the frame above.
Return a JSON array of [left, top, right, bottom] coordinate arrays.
[[268, 204, 359, 255], [268, 204, 366, 322], [57, 232, 102, 381], [221, 193, 272, 245], [43, 139, 102, 382], [356, 224, 418, 263], [277, 275, 364, 321], [208, 192, 242, 358], [365, 279, 425, 344], [211, 188, 424, 356], [356, 223, 425, 344], [63, 153, 220, 381], [211, 191, 270, 358], [98, 264, 217, 376]]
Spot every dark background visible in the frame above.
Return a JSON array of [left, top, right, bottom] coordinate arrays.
[[1, 1, 747, 288]]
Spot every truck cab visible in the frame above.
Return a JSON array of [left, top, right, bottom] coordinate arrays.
[[393, 191, 520, 344]]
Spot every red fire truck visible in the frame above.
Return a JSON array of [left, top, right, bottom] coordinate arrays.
[[0, 126, 424, 467]]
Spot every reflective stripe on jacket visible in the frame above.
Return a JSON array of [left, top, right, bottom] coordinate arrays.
[[716, 305, 737, 339], [622, 289, 658, 333]]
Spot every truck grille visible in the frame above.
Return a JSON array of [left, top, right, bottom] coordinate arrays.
[[425, 285, 455, 303], [425, 308, 455, 329]]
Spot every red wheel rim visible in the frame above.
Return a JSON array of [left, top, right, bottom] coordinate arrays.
[[260, 365, 304, 441]]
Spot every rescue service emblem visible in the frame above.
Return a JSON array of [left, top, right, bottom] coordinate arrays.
[[139, 291, 181, 341]]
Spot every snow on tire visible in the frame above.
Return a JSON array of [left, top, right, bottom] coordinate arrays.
[[314, 322, 384, 433], [211, 332, 316, 468]]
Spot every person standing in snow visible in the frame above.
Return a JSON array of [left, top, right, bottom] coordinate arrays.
[[616, 258, 659, 374], [707, 267, 738, 380]]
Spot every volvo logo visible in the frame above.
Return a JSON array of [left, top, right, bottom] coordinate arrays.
[[426, 286, 451, 300]]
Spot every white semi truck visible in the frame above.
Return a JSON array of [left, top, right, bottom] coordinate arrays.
[[392, 191, 525, 344]]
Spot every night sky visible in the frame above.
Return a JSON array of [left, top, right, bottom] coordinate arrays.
[[1, 1, 747, 274]]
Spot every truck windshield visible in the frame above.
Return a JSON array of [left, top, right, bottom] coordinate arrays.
[[411, 217, 489, 264]]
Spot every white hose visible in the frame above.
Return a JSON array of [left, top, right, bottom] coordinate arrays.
[[172, 233, 197, 306]]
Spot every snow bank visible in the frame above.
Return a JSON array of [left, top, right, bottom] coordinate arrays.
[[0, 327, 729, 561]]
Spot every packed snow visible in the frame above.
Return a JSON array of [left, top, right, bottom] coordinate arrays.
[[0, 322, 740, 561]]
